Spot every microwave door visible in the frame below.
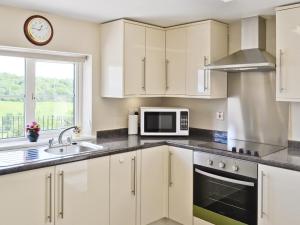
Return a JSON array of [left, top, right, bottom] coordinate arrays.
[[144, 112, 176, 133]]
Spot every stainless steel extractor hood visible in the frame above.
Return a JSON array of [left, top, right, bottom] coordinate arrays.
[[206, 16, 276, 72]]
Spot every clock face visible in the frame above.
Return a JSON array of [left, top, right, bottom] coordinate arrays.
[[24, 15, 53, 46]]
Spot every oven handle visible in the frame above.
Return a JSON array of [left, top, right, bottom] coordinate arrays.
[[195, 169, 255, 187]]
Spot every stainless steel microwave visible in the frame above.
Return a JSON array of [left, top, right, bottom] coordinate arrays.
[[140, 107, 189, 136]]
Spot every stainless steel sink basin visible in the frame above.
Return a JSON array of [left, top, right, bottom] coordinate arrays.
[[43, 142, 104, 156]]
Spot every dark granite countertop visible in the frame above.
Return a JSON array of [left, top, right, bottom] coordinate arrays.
[[261, 147, 300, 171], [0, 135, 300, 176]]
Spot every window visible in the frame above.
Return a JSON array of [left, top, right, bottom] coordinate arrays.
[[0, 56, 25, 139], [0, 55, 81, 140]]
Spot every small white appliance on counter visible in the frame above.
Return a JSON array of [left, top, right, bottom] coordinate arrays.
[[140, 107, 189, 136], [128, 112, 139, 135]]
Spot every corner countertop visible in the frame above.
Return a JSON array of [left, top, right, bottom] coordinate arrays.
[[0, 135, 299, 176]]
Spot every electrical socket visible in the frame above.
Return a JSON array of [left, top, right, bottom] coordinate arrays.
[[216, 112, 224, 121]]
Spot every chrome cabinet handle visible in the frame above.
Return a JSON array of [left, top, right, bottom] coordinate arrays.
[[166, 59, 169, 90], [260, 171, 266, 218], [203, 56, 208, 91], [131, 156, 136, 195], [195, 169, 255, 187], [142, 57, 146, 91], [279, 49, 285, 92], [47, 173, 52, 223], [59, 171, 64, 219], [168, 152, 173, 187]]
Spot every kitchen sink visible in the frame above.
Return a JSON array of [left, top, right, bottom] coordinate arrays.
[[43, 141, 104, 156]]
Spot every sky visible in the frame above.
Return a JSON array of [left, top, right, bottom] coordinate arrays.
[[0, 55, 74, 79]]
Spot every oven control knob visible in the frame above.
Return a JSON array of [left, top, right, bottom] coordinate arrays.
[[232, 165, 239, 172], [207, 160, 213, 166], [219, 162, 225, 169]]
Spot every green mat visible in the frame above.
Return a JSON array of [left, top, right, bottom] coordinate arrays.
[[193, 205, 247, 225]]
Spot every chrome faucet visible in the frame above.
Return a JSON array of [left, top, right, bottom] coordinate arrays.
[[48, 138, 54, 148], [58, 126, 80, 145]]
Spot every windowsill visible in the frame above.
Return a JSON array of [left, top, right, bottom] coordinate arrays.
[[0, 135, 96, 151]]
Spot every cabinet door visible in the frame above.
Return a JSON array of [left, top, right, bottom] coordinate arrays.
[[169, 147, 193, 225], [140, 146, 168, 225], [55, 158, 109, 225], [110, 151, 138, 225], [258, 165, 300, 225], [0, 167, 55, 225], [124, 23, 146, 96], [146, 28, 166, 95], [186, 22, 210, 96], [276, 7, 300, 101], [166, 28, 187, 95]]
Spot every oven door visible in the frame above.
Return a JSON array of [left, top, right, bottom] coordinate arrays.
[[143, 111, 176, 134], [193, 165, 257, 225]]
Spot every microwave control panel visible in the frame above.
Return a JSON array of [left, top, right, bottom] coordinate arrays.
[[180, 111, 189, 130]]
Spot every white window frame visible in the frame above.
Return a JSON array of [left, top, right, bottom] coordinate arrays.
[[0, 48, 85, 142]]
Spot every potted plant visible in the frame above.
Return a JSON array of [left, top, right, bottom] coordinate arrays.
[[26, 121, 40, 142]]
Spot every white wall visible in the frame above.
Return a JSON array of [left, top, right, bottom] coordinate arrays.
[[161, 98, 227, 131], [228, 18, 300, 141], [0, 5, 162, 134], [1, 5, 299, 140], [163, 16, 300, 142]]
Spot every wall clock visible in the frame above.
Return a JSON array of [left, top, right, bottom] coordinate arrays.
[[24, 15, 54, 46]]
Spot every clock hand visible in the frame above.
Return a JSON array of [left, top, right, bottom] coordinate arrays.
[[38, 25, 43, 31]]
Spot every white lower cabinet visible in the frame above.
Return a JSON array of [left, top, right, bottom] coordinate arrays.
[[110, 146, 193, 225], [55, 158, 110, 225], [110, 150, 139, 225], [0, 146, 194, 225], [140, 146, 169, 225], [258, 164, 300, 225], [0, 167, 55, 225], [169, 147, 193, 225], [0, 157, 109, 225]]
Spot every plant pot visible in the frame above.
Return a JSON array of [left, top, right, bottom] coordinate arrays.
[[27, 132, 39, 142]]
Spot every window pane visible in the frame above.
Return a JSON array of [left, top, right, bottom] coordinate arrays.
[[0, 56, 25, 139], [35, 61, 75, 131]]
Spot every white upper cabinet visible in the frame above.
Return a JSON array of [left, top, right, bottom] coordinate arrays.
[[101, 20, 125, 98], [145, 27, 166, 95], [185, 21, 228, 98], [258, 164, 300, 225], [101, 19, 228, 99], [186, 22, 210, 96], [166, 27, 187, 95], [124, 23, 146, 96], [0, 167, 55, 225], [276, 4, 300, 101], [101, 20, 165, 97]]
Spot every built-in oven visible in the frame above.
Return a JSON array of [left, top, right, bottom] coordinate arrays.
[[140, 107, 189, 136], [194, 152, 258, 225]]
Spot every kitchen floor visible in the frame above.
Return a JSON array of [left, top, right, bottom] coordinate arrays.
[[149, 218, 182, 225]]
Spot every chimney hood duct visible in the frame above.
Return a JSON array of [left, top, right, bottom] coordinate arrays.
[[205, 16, 276, 72]]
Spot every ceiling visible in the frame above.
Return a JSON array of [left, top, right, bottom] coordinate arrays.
[[0, 0, 299, 26]]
